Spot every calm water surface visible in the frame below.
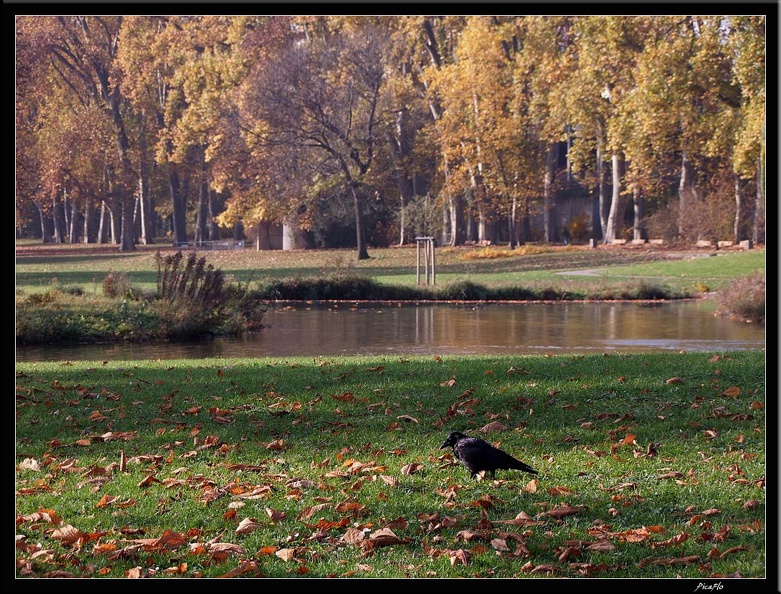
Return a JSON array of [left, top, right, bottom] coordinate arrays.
[[15, 300, 765, 363]]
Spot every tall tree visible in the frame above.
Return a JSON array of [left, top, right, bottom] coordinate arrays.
[[29, 16, 139, 250], [515, 16, 574, 243], [244, 22, 389, 260], [567, 16, 649, 243], [729, 15, 766, 244]]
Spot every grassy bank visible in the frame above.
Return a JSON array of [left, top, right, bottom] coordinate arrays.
[[16, 352, 766, 579], [16, 242, 765, 296], [15, 243, 766, 345]]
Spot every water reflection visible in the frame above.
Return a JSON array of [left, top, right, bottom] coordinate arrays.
[[15, 300, 765, 363]]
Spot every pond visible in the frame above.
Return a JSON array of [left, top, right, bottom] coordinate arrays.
[[15, 299, 765, 363]]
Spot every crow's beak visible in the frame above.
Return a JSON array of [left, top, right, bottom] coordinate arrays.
[[439, 440, 449, 449]]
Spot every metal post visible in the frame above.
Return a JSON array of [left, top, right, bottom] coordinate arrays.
[[416, 240, 421, 285], [430, 238, 435, 285], [415, 237, 436, 286]]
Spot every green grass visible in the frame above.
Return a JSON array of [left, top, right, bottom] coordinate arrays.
[[16, 352, 766, 579], [15, 243, 766, 296]]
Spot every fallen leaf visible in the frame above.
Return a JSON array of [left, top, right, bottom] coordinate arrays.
[[449, 549, 471, 566], [265, 507, 286, 522], [721, 386, 741, 397], [401, 462, 423, 475], [235, 517, 264, 535], [275, 548, 296, 562], [19, 458, 41, 471], [491, 538, 510, 552], [342, 528, 366, 544], [546, 504, 581, 518], [480, 421, 508, 433], [547, 486, 577, 496], [51, 524, 83, 545], [523, 479, 539, 493]]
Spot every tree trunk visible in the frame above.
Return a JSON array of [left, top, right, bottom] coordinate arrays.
[[632, 184, 646, 241], [97, 201, 110, 244], [63, 187, 72, 242], [390, 109, 416, 246], [752, 155, 764, 244], [195, 149, 209, 246], [349, 182, 370, 260], [52, 192, 66, 243], [508, 196, 518, 249], [208, 190, 220, 241], [138, 172, 155, 245], [603, 153, 624, 243], [33, 200, 54, 243], [521, 201, 532, 244], [68, 194, 82, 244], [137, 123, 155, 245], [677, 149, 700, 240], [593, 132, 605, 241], [733, 174, 742, 244], [119, 190, 136, 251], [544, 143, 559, 242], [169, 166, 187, 246]]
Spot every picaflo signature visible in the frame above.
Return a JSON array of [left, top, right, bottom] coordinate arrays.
[[694, 583, 723, 592]]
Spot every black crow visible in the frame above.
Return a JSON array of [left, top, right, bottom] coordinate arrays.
[[440, 431, 538, 479]]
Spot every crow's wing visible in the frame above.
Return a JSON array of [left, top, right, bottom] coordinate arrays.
[[456, 437, 537, 475]]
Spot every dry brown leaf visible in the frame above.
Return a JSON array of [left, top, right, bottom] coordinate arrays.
[[379, 474, 398, 487], [19, 458, 41, 471], [369, 527, 399, 540], [585, 539, 615, 551], [651, 532, 689, 548], [665, 377, 685, 385], [401, 462, 423, 475], [275, 548, 296, 562], [547, 486, 578, 496], [51, 524, 83, 545], [492, 511, 545, 527], [218, 560, 260, 578], [721, 386, 741, 397], [342, 528, 366, 543], [530, 564, 557, 574], [235, 517, 263, 535], [480, 421, 508, 433], [449, 549, 471, 567], [96, 494, 117, 508], [491, 538, 510, 552], [265, 507, 286, 522]]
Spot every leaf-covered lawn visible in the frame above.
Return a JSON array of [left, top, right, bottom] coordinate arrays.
[[15, 352, 765, 578]]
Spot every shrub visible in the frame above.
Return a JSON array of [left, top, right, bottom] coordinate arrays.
[[715, 271, 765, 322], [102, 269, 134, 298], [152, 251, 227, 338], [436, 280, 488, 301]]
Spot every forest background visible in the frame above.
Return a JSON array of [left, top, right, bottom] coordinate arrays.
[[15, 15, 767, 261]]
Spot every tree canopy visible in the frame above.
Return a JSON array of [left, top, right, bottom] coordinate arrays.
[[16, 14, 769, 254]]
